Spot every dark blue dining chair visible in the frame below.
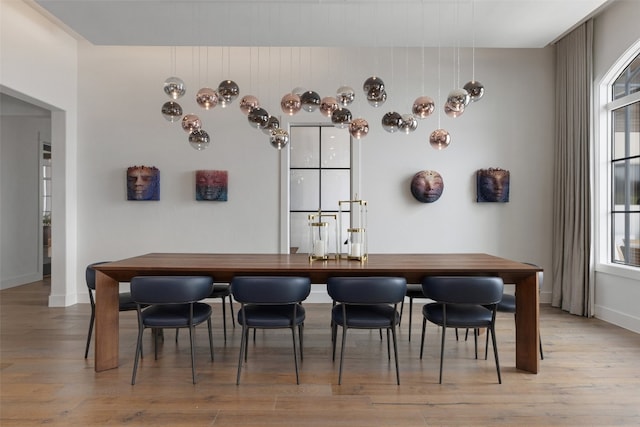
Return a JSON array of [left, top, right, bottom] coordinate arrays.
[[399, 283, 427, 341], [420, 276, 504, 384], [130, 276, 214, 385], [175, 282, 235, 343], [461, 263, 544, 360], [231, 276, 311, 385], [327, 276, 407, 385], [84, 262, 141, 359], [209, 283, 235, 341]]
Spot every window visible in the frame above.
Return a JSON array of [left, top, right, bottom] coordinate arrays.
[[289, 125, 351, 255], [608, 54, 640, 267]]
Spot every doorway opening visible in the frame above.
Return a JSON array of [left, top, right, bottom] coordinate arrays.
[[42, 137, 52, 276]]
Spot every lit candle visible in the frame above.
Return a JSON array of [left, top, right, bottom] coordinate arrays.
[[350, 243, 361, 257], [313, 240, 326, 257]]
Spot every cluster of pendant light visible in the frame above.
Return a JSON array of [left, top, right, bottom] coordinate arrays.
[[278, 84, 371, 140], [422, 80, 484, 150], [162, 72, 484, 152], [161, 76, 292, 150], [368, 74, 484, 150], [239, 92, 290, 149]]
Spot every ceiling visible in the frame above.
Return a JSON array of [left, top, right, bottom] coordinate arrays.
[[31, 0, 612, 49]]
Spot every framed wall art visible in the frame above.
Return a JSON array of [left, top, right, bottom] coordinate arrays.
[[195, 170, 228, 201], [126, 165, 159, 201], [477, 168, 510, 203]]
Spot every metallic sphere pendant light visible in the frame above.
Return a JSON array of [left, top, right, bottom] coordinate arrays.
[[161, 101, 183, 122], [196, 87, 219, 110], [164, 76, 186, 99], [189, 129, 210, 150], [270, 128, 289, 149]]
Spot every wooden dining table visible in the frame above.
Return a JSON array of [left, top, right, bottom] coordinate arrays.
[[93, 252, 542, 374]]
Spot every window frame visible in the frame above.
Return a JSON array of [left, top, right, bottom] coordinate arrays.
[[596, 42, 640, 280]]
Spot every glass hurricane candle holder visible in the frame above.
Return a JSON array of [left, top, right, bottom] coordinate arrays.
[[338, 199, 368, 262], [307, 213, 338, 262]]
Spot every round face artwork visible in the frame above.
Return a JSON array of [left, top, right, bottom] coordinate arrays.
[[126, 166, 159, 200], [410, 170, 444, 203], [477, 168, 510, 202]]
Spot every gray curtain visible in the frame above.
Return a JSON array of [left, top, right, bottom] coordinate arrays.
[[551, 20, 593, 317]]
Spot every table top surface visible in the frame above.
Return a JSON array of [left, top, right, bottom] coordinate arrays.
[[93, 253, 541, 284]]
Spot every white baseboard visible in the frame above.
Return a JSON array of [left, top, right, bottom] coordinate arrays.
[[1, 273, 41, 290], [48, 292, 76, 307], [594, 304, 640, 334]]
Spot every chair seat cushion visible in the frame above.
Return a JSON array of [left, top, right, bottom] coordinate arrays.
[[118, 292, 138, 311], [497, 293, 516, 312], [209, 283, 231, 298], [405, 284, 425, 298], [332, 304, 399, 328], [423, 303, 492, 328], [141, 302, 212, 328], [238, 304, 305, 327]]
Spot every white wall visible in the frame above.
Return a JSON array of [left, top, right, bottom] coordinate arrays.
[[0, 115, 49, 288], [0, 0, 78, 305], [75, 42, 555, 303], [592, 0, 640, 333]]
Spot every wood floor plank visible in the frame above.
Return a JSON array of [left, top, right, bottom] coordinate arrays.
[[2, 279, 640, 426]]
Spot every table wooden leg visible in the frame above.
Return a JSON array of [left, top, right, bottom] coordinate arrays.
[[95, 271, 119, 372], [515, 272, 540, 373]]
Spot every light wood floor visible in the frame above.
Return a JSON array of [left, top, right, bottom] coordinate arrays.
[[2, 279, 640, 426]]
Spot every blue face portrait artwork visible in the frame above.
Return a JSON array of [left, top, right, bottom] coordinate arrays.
[[195, 170, 228, 201], [477, 168, 510, 203], [126, 166, 159, 201]]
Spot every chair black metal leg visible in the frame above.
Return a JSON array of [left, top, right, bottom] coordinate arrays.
[[291, 326, 300, 384], [331, 322, 338, 361], [298, 323, 304, 361], [338, 325, 348, 385], [207, 318, 214, 361], [131, 324, 144, 385], [438, 326, 446, 384], [244, 328, 250, 361], [485, 328, 490, 360], [490, 326, 502, 384], [228, 296, 236, 327], [408, 297, 413, 341], [154, 328, 160, 360], [386, 328, 391, 360], [221, 296, 227, 342], [419, 317, 427, 359], [330, 301, 336, 342], [151, 328, 164, 343], [84, 310, 95, 359], [236, 325, 247, 385], [189, 325, 197, 384], [391, 325, 400, 385], [474, 328, 478, 360], [399, 299, 404, 326]]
